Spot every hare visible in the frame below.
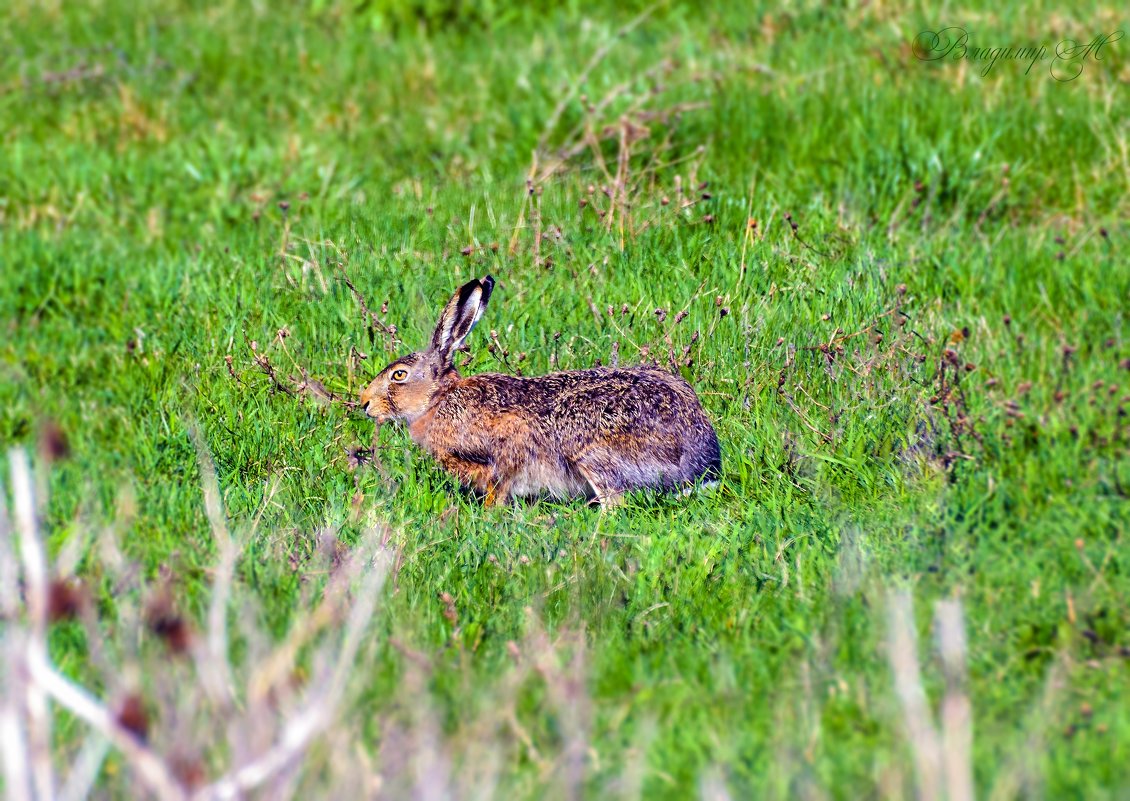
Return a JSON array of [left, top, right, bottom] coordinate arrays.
[[359, 275, 721, 506]]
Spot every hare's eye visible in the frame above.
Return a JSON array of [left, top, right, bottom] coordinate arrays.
[[391, 368, 408, 382]]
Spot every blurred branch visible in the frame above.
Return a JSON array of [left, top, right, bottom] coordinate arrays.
[[888, 591, 979, 801], [32, 659, 186, 800], [188, 424, 238, 712], [204, 546, 389, 800], [12, 449, 56, 801], [887, 590, 943, 801], [1, 447, 393, 801], [936, 601, 974, 801]]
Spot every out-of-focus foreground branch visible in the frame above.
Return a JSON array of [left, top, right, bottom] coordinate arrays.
[[0, 447, 392, 801]]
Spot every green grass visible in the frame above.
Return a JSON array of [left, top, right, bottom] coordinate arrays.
[[2, 0, 1128, 797]]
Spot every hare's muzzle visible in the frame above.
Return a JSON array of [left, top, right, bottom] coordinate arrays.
[[359, 383, 387, 422], [361, 400, 389, 423]]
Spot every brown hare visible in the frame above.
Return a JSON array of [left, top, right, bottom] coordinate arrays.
[[359, 275, 721, 507]]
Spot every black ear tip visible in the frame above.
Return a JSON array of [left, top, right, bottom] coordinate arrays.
[[481, 274, 495, 291]]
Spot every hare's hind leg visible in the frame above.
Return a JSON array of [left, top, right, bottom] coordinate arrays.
[[483, 477, 515, 507], [574, 463, 628, 506], [572, 440, 682, 507], [568, 443, 622, 506]]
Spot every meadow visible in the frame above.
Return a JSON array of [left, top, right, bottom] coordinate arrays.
[[1, 0, 1128, 797]]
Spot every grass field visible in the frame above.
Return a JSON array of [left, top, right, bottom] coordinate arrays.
[[1, 0, 1128, 797]]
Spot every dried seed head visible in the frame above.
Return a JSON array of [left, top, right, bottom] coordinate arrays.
[[171, 753, 206, 789], [39, 421, 70, 463], [47, 579, 84, 622], [145, 593, 192, 656], [438, 591, 457, 624], [116, 695, 149, 741]]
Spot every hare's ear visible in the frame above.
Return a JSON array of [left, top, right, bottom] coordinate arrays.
[[430, 275, 495, 365]]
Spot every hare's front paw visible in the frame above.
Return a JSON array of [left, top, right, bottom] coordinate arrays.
[[483, 482, 507, 507]]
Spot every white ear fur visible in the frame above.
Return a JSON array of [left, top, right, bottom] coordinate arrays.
[[444, 285, 483, 353], [430, 277, 492, 364]]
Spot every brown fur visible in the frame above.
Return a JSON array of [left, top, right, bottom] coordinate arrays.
[[360, 276, 721, 506]]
